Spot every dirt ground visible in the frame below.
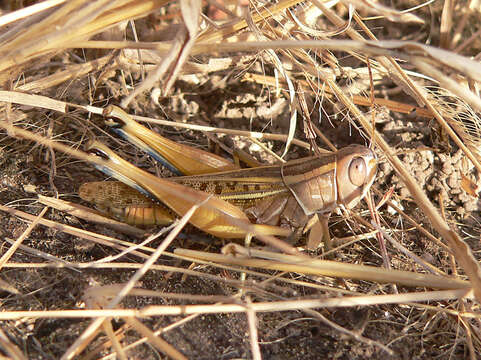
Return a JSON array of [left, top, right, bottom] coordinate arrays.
[[1, 1, 481, 359], [1, 78, 478, 359]]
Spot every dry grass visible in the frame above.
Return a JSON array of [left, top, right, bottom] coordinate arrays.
[[1, 0, 481, 358]]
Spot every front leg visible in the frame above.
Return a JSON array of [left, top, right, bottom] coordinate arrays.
[[305, 213, 331, 251]]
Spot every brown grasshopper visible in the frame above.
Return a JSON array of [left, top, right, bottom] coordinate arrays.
[[79, 106, 377, 248]]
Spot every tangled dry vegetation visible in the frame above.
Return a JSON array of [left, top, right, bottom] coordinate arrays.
[[1, 0, 481, 359]]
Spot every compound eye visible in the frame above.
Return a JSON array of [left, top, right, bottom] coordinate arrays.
[[348, 157, 367, 187]]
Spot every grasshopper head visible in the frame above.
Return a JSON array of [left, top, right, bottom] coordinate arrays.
[[335, 145, 377, 209]]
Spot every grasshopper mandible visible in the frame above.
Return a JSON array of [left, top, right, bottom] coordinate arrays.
[[79, 106, 377, 247]]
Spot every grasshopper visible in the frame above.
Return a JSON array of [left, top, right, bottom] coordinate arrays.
[[79, 106, 377, 248]]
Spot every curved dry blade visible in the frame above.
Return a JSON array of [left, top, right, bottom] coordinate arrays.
[[103, 105, 237, 175]]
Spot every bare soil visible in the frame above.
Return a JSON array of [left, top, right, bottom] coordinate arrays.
[[1, 78, 477, 359]]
